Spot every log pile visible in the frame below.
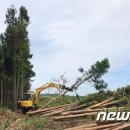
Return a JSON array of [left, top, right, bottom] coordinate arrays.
[[64, 122, 130, 130], [27, 97, 130, 129]]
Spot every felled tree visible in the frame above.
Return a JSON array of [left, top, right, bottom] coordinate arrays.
[[41, 58, 110, 108], [71, 58, 110, 92]]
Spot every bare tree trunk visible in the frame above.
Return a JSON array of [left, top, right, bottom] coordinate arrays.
[[21, 59, 23, 100], [13, 54, 17, 110], [3, 84, 6, 107], [0, 78, 3, 108], [13, 70, 17, 110], [17, 75, 19, 100], [17, 65, 20, 101]]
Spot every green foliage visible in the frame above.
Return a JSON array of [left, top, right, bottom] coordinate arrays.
[[79, 91, 108, 105], [125, 85, 130, 97], [89, 58, 110, 79], [0, 109, 17, 129], [117, 97, 128, 106], [89, 58, 110, 91], [79, 85, 130, 107], [78, 58, 110, 92], [113, 87, 125, 100], [0, 5, 35, 109], [21, 116, 47, 130], [113, 85, 130, 107], [113, 85, 130, 100], [39, 95, 77, 107], [0, 109, 47, 130], [19, 6, 30, 26]]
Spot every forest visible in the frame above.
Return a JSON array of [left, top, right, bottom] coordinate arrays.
[[0, 6, 35, 110]]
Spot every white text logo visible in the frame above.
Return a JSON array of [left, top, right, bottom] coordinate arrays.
[[96, 112, 130, 121]]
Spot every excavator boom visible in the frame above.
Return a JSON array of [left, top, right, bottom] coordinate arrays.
[[33, 83, 63, 107]]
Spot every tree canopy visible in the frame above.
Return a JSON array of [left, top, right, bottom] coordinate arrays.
[[77, 58, 110, 92]]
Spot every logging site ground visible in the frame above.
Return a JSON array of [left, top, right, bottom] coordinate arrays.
[[1, 1, 130, 130], [1, 91, 130, 130]]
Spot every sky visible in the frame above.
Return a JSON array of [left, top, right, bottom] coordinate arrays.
[[0, 0, 130, 95]]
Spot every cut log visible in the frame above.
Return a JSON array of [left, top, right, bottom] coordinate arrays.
[[40, 107, 70, 116], [42, 103, 86, 116], [62, 109, 95, 116], [54, 107, 124, 120], [79, 122, 122, 130], [64, 123, 121, 130], [66, 103, 87, 111], [44, 103, 90, 116], [43, 110, 63, 116], [42, 106, 76, 116], [62, 107, 124, 116], [103, 128, 113, 130], [53, 112, 98, 120], [64, 123, 98, 130], [70, 101, 98, 110], [113, 123, 130, 130], [86, 98, 113, 109], [27, 102, 78, 116], [101, 99, 123, 107]]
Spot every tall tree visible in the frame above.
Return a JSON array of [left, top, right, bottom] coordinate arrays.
[[0, 35, 4, 107], [16, 6, 33, 100], [5, 5, 18, 109], [0, 5, 35, 109]]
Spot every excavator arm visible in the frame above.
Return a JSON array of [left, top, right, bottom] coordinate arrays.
[[33, 83, 71, 108], [17, 82, 72, 113]]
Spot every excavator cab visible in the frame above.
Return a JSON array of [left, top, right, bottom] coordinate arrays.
[[17, 93, 34, 113], [23, 93, 33, 100]]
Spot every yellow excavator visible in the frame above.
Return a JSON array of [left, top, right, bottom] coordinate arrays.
[[17, 83, 72, 113]]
